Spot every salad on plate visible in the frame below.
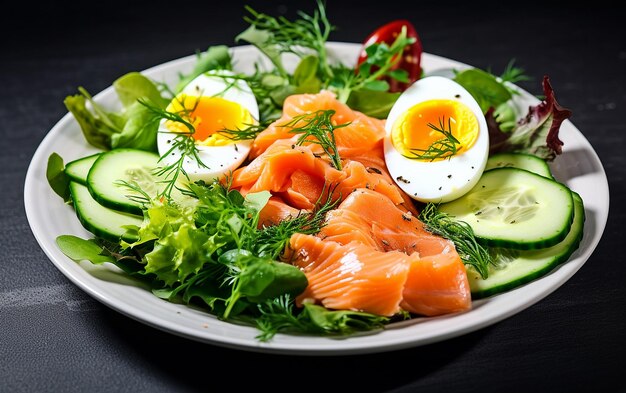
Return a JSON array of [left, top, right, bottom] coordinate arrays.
[[45, 1, 583, 342]]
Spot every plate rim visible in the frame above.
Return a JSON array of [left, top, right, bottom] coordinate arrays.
[[24, 42, 610, 355]]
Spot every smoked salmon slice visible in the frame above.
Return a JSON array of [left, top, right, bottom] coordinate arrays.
[[333, 160, 408, 207], [289, 233, 471, 317], [290, 233, 411, 317], [283, 169, 326, 210], [232, 143, 415, 213], [344, 146, 419, 213], [401, 253, 472, 316], [249, 90, 386, 160], [258, 196, 303, 228], [320, 188, 452, 256], [231, 138, 343, 197], [309, 189, 471, 316]]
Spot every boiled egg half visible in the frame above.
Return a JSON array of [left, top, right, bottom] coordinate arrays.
[[157, 70, 259, 182], [384, 76, 489, 203]]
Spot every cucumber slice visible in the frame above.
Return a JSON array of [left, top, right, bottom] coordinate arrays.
[[69, 181, 142, 242], [439, 167, 574, 249], [65, 153, 101, 185], [469, 192, 585, 298], [87, 149, 162, 215], [485, 152, 553, 178]]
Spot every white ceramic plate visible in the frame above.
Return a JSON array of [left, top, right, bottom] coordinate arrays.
[[24, 43, 609, 355]]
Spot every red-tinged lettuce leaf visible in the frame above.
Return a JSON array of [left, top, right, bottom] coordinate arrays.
[[486, 107, 509, 150], [488, 76, 572, 161]]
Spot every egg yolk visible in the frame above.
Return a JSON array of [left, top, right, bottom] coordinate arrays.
[[166, 94, 254, 146], [391, 99, 479, 160]]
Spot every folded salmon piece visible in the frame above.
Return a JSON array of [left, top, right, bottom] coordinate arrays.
[[401, 252, 472, 316], [290, 233, 411, 317], [258, 196, 304, 228], [289, 233, 471, 318], [292, 188, 471, 317], [320, 188, 452, 256], [231, 138, 343, 196], [250, 90, 386, 160]]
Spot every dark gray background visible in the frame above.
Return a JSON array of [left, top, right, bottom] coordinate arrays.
[[3, 1, 624, 392]]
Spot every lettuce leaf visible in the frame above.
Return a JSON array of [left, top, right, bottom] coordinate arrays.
[[113, 72, 168, 109], [345, 89, 400, 119], [220, 249, 307, 317], [144, 222, 211, 286], [46, 152, 71, 202], [110, 100, 160, 151], [254, 295, 390, 341], [63, 92, 122, 150], [64, 72, 167, 152], [56, 235, 116, 265], [454, 68, 512, 113], [121, 182, 273, 288], [121, 199, 212, 286], [488, 76, 572, 161]]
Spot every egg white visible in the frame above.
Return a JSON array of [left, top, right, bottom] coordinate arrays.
[[157, 70, 259, 182], [384, 76, 489, 203]]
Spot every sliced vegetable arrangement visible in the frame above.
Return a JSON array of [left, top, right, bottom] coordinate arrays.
[[46, 1, 584, 341]]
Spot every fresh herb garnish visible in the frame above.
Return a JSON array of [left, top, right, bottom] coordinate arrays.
[[138, 98, 208, 199], [217, 119, 274, 141], [255, 294, 390, 342], [238, 0, 334, 79], [499, 59, 531, 87], [279, 109, 348, 170], [327, 27, 414, 103], [255, 187, 339, 260], [407, 116, 462, 161], [347, 27, 413, 91], [236, 1, 412, 118], [419, 202, 492, 279], [113, 179, 152, 206], [221, 250, 308, 319], [68, 178, 349, 332]]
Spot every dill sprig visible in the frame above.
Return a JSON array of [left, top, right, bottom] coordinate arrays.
[[254, 186, 339, 260], [419, 202, 492, 279], [255, 293, 391, 342], [254, 294, 317, 342], [113, 179, 151, 205], [500, 58, 531, 85], [243, 0, 334, 78], [279, 109, 348, 170], [498, 59, 531, 97], [138, 98, 208, 199], [200, 73, 243, 98], [408, 116, 462, 161], [217, 119, 273, 141]]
